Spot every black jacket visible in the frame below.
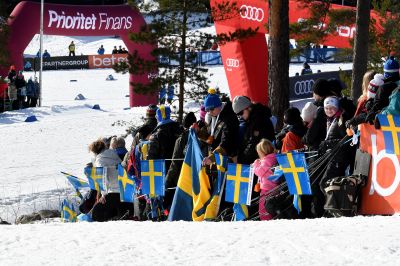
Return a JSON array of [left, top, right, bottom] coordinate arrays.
[[208, 101, 239, 157], [302, 101, 326, 151], [368, 80, 398, 120], [146, 121, 183, 162], [238, 103, 275, 164]]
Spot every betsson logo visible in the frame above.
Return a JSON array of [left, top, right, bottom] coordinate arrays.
[[48, 10, 132, 30], [89, 55, 128, 69]]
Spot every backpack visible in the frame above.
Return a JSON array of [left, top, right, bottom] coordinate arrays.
[[322, 175, 366, 217]]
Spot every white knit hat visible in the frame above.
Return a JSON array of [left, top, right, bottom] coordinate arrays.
[[301, 102, 318, 123], [324, 97, 339, 109], [368, 74, 384, 99]]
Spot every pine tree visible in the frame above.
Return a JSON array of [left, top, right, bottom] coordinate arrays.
[[114, 0, 256, 121]]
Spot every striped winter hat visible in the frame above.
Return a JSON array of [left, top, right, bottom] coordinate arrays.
[[368, 74, 384, 99], [383, 56, 400, 79], [156, 105, 171, 122]]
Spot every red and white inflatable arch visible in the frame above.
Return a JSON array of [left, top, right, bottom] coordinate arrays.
[[2, 1, 156, 107], [210, 0, 380, 105]]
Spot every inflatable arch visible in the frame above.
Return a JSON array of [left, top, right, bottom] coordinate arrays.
[[210, 0, 380, 105], [3, 1, 156, 107]]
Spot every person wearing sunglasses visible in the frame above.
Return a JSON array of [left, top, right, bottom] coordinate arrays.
[[201, 88, 239, 166]]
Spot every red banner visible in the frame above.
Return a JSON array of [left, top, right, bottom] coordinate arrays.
[[211, 0, 381, 105], [359, 124, 400, 215]]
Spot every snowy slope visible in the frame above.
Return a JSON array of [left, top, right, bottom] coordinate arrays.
[[2, 35, 396, 266]]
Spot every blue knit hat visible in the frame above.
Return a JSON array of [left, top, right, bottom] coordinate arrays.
[[156, 105, 171, 122], [384, 56, 400, 79], [203, 88, 222, 111]]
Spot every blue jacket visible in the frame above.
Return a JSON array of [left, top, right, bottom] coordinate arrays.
[[98, 47, 105, 55]]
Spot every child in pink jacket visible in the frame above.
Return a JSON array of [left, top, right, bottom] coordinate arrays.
[[253, 139, 278, 221]]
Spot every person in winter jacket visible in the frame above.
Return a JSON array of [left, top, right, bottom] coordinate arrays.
[[146, 105, 183, 173], [164, 112, 197, 209], [14, 71, 26, 109], [302, 79, 335, 151], [381, 87, 400, 115], [355, 70, 376, 116], [7, 65, 17, 103], [68, 41, 76, 56], [327, 78, 356, 119], [301, 62, 312, 75], [201, 88, 239, 165], [90, 139, 133, 222], [319, 97, 354, 190], [253, 139, 278, 221], [110, 136, 128, 161], [366, 56, 400, 124], [346, 74, 385, 130], [232, 95, 275, 165], [276, 107, 307, 153], [97, 45, 105, 55]]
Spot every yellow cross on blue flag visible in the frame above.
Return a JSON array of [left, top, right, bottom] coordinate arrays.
[[225, 163, 253, 205], [117, 164, 136, 203], [168, 129, 216, 221], [141, 159, 165, 197], [377, 114, 400, 155], [214, 152, 228, 194], [84, 167, 104, 191], [61, 171, 89, 199], [61, 199, 77, 223], [276, 152, 311, 195]]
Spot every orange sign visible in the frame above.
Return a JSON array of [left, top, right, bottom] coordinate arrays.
[[88, 54, 128, 69], [359, 124, 400, 214]]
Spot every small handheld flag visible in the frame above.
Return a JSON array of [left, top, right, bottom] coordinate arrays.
[[377, 114, 400, 155], [117, 164, 136, 203], [141, 160, 165, 197], [225, 163, 254, 205], [61, 172, 89, 199], [84, 167, 104, 191], [214, 152, 228, 194], [61, 199, 77, 223], [276, 152, 311, 195]]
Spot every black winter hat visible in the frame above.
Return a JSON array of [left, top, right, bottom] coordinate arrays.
[[327, 78, 343, 97], [183, 112, 197, 129], [284, 107, 302, 125], [312, 78, 330, 98]]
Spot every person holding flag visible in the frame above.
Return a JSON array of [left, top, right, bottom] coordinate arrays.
[[253, 139, 279, 220], [88, 139, 133, 222]]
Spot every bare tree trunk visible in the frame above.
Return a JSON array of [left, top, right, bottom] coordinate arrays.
[[268, 0, 289, 130], [178, 0, 188, 123], [351, 0, 370, 102]]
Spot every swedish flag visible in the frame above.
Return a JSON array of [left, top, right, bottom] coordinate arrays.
[[61, 172, 89, 199], [141, 160, 165, 197], [225, 163, 253, 205], [276, 152, 311, 195], [377, 114, 400, 155], [233, 203, 248, 221], [169, 129, 216, 221], [117, 164, 136, 203], [84, 167, 104, 191], [61, 199, 77, 223], [214, 152, 228, 194]]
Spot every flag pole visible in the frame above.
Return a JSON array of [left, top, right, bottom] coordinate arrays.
[[39, 0, 44, 107]]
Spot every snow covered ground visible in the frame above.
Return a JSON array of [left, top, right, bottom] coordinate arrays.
[[1, 35, 397, 265]]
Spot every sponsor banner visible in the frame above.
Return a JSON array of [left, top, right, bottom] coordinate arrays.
[[359, 123, 400, 215], [88, 54, 128, 69], [289, 70, 351, 100], [24, 56, 89, 71]]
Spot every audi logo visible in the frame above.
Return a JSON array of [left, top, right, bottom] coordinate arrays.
[[226, 58, 240, 68], [240, 5, 264, 22], [294, 80, 314, 95]]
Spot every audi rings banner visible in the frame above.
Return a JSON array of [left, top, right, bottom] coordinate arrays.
[[289, 70, 350, 100]]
